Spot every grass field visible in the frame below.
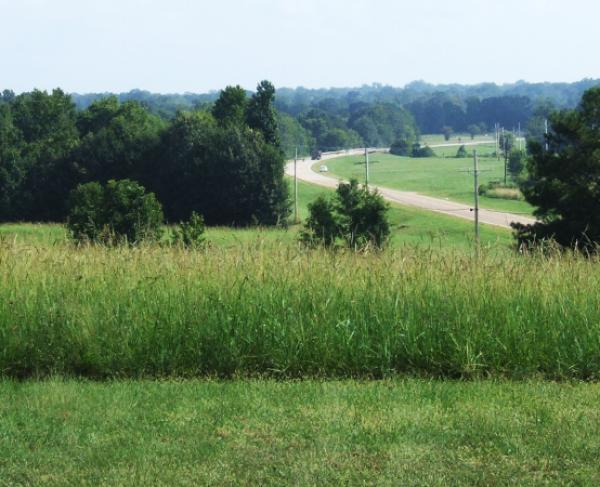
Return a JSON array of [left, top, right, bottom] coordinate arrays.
[[2, 238, 599, 380], [419, 133, 496, 146], [323, 151, 534, 215], [3, 176, 596, 485], [0, 178, 512, 250], [1, 379, 599, 486]]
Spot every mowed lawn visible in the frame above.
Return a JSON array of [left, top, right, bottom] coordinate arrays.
[[323, 148, 535, 215], [419, 133, 495, 146], [1, 379, 599, 486]]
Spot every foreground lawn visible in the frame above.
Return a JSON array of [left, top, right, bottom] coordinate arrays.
[[323, 152, 534, 215], [1, 379, 598, 486]]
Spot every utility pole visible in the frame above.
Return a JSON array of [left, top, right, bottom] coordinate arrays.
[[294, 146, 299, 223], [473, 150, 480, 257], [459, 152, 489, 257], [503, 136, 508, 185], [495, 123, 500, 160], [544, 118, 549, 151], [364, 146, 370, 186]]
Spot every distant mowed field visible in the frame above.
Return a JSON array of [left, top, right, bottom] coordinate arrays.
[[323, 149, 534, 215]]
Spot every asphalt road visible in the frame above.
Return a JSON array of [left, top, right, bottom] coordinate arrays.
[[285, 146, 536, 229]]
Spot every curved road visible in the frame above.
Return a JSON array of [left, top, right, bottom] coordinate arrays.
[[285, 146, 536, 229]]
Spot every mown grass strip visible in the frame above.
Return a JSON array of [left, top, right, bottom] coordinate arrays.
[[1, 379, 599, 486]]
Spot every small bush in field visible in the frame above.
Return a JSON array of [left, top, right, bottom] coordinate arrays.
[[68, 179, 164, 244], [172, 211, 206, 248], [301, 179, 390, 250], [411, 144, 436, 158], [456, 145, 469, 158]]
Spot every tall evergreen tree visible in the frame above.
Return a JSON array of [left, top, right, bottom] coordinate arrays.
[[246, 80, 279, 146], [514, 86, 600, 250]]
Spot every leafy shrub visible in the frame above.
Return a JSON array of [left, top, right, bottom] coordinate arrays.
[[68, 179, 164, 244], [171, 211, 206, 248], [508, 150, 525, 179], [478, 181, 523, 200], [411, 144, 436, 158], [67, 181, 105, 242], [456, 145, 469, 158], [389, 139, 412, 156], [301, 179, 390, 250]]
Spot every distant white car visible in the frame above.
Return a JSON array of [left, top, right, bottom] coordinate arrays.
[[319, 165, 328, 172]]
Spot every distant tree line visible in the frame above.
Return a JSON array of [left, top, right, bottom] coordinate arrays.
[[63, 80, 600, 157], [0, 82, 289, 225]]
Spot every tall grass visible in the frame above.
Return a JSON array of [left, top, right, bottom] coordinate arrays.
[[1, 239, 599, 379]]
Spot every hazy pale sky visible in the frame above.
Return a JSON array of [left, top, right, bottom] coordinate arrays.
[[2, 0, 599, 93]]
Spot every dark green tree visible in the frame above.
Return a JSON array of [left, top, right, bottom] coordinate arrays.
[[513, 87, 600, 250], [300, 195, 339, 247], [348, 103, 417, 147], [10, 89, 80, 220], [467, 124, 481, 139], [507, 150, 525, 180], [150, 110, 289, 225], [390, 138, 412, 156], [0, 104, 24, 220], [211, 85, 247, 127], [442, 126, 453, 141], [75, 97, 165, 184], [456, 145, 469, 158], [246, 80, 279, 146], [301, 179, 390, 250], [411, 144, 435, 158]]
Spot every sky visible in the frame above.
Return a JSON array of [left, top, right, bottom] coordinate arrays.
[[2, 0, 600, 94]]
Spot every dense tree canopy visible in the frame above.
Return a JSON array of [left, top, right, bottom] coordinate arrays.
[[150, 109, 289, 225], [6, 89, 80, 220], [74, 96, 165, 183], [0, 83, 289, 226], [211, 85, 247, 126]]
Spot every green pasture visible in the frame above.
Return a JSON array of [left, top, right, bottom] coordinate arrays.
[[0, 177, 511, 250], [1, 379, 599, 486], [419, 133, 496, 146], [322, 151, 534, 215]]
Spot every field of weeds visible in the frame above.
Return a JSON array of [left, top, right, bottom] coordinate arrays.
[[1, 239, 599, 379]]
